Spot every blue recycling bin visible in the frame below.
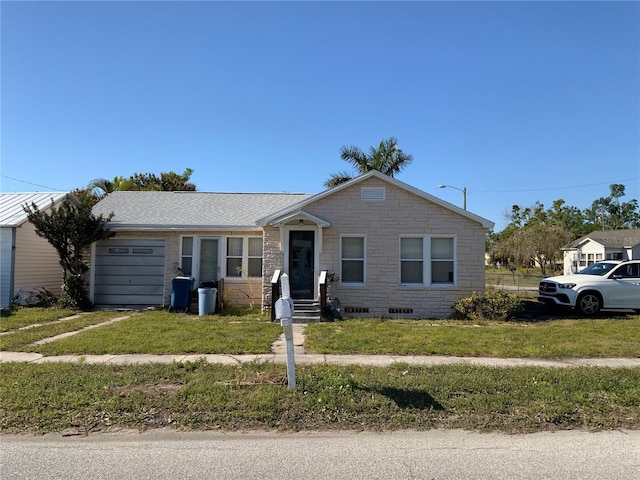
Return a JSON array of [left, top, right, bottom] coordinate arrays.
[[171, 276, 194, 312]]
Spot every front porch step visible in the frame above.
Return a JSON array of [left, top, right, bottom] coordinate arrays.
[[292, 299, 321, 323]]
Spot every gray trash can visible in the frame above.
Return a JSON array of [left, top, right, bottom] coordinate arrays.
[[198, 287, 216, 316]]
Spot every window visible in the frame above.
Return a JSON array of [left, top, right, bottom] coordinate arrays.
[[341, 236, 365, 284], [227, 237, 263, 278], [400, 236, 456, 285], [248, 237, 263, 277], [227, 238, 243, 277], [181, 237, 193, 276], [431, 237, 454, 284], [400, 237, 423, 284]]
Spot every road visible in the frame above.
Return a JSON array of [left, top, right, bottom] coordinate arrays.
[[2, 429, 639, 479]]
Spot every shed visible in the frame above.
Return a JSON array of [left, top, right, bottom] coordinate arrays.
[[0, 192, 69, 308]]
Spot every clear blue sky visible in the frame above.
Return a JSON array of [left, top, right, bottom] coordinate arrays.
[[2, 1, 638, 231]]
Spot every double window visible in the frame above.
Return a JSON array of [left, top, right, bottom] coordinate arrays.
[[226, 237, 263, 278], [400, 236, 456, 285]]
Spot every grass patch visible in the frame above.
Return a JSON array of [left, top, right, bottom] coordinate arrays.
[[0, 306, 80, 332], [1, 361, 638, 434], [23, 310, 282, 355], [0, 311, 129, 351], [304, 316, 640, 357]]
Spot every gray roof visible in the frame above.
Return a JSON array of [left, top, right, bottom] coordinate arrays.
[[568, 229, 640, 249], [92, 191, 314, 230], [0, 192, 69, 227]]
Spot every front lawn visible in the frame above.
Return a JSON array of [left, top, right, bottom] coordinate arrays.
[[304, 315, 640, 358], [13, 310, 282, 355]]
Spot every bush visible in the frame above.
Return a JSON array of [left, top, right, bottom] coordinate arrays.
[[452, 290, 523, 321]]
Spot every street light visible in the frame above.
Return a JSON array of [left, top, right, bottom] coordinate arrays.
[[438, 184, 467, 210]]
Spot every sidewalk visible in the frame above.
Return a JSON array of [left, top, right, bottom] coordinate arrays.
[[2, 322, 639, 368]]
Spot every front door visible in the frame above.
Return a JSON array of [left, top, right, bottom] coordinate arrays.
[[289, 231, 314, 299]]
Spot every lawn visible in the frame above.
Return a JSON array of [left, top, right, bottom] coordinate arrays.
[[2, 309, 282, 355], [2, 307, 639, 358], [304, 315, 640, 358], [1, 361, 638, 434]]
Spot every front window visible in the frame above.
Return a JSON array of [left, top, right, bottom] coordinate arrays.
[[341, 235, 365, 284], [431, 237, 454, 284], [400, 236, 456, 285], [401, 237, 423, 284], [579, 262, 618, 276], [227, 237, 263, 278]]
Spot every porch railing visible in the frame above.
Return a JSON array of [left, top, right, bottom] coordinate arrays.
[[270, 270, 282, 322], [319, 270, 328, 318]]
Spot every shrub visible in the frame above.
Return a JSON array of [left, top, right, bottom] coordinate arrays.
[[451, 290, 523, 321]]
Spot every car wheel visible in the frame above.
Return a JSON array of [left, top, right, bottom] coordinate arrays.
[[576, 292, 602, 316]]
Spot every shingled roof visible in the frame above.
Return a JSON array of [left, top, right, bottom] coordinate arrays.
[[567, 229, 640, 249], [92, 191, 313, 230]]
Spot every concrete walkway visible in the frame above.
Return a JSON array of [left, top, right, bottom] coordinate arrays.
[[2, 321, 639, 368]]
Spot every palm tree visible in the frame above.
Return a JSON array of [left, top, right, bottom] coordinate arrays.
[[88, 176, 132, 197], [324, 137, 413, 188]]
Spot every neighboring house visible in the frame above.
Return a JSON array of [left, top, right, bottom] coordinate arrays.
[[0, 192, 69, 308], [91, 171, 494, 318], [562, 229, 640, 274]]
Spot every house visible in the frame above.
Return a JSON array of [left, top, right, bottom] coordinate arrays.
[[0, 192, 69, 309], [90, 171, 494, 318], [562, 229, 640, 274]]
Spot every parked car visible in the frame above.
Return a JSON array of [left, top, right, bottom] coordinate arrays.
[[538, 260, 640, 315]]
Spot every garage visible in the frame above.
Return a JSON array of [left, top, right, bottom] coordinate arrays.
[[93, 238, 166, 307]]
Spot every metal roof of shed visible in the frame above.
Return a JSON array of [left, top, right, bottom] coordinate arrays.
[[0, 192, 69, 227]]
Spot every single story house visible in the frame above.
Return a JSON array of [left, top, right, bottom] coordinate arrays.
[[90, 171, 494, 318], [0, 192, 69, 308], [562, 229, 640, 274]]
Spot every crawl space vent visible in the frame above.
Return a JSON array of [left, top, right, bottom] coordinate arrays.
[[361, 187, 385, 202], [344, 306, 370, 314], [389, 308, 414, 314]]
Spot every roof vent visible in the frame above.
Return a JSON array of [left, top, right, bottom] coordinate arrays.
[[361, 187, 385, 202]]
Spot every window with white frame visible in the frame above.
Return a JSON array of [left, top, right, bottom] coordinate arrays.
[[431, 237, 455, 284], [341, 235, 365, 284], [400, 236, 456, 285], [226, 237, 263, 278], [400, 237, 424, 284], [181, 237, 194, 276]]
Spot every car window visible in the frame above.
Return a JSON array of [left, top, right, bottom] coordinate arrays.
[[611, 264, 640, 279], [578, 262, 617, 276]]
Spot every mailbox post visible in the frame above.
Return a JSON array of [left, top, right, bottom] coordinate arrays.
[[275, 273, 296, 390]]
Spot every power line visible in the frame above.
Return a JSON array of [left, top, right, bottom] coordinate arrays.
[[472, 177, 640, 194], [0, 174, 68, 192]]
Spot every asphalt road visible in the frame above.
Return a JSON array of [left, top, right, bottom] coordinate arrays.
[[2, 429, 639, 480]]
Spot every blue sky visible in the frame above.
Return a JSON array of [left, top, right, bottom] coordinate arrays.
[[1, 1, 638, 231]]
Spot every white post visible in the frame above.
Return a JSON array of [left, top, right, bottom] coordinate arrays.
[[274, 273, 296, 390]]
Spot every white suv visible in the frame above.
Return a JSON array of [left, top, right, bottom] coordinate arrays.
[[538, 260, 640, 315]]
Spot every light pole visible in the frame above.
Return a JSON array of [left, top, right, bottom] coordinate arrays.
[[438, 184, 467, 210]]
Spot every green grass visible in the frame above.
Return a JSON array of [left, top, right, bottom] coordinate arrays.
[[0, 311, 131, 351], [304, 316, 640, 357], [18, 310, 282, 355], [0, 306, 80, 332], [1, 361, 638, 434]]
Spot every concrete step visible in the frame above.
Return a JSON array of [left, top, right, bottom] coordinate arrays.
[[292, 300, 321, 323]]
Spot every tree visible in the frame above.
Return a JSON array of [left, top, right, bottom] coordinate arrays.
[[128, 168, 196, 192], [88, 176, 133, 197], [584, 184, 640, 230], [324, 137, 413, 188], [24, 195, 114, 309]]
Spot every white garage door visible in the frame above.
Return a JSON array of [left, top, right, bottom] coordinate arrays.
[[94, 239, 165, 306]]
